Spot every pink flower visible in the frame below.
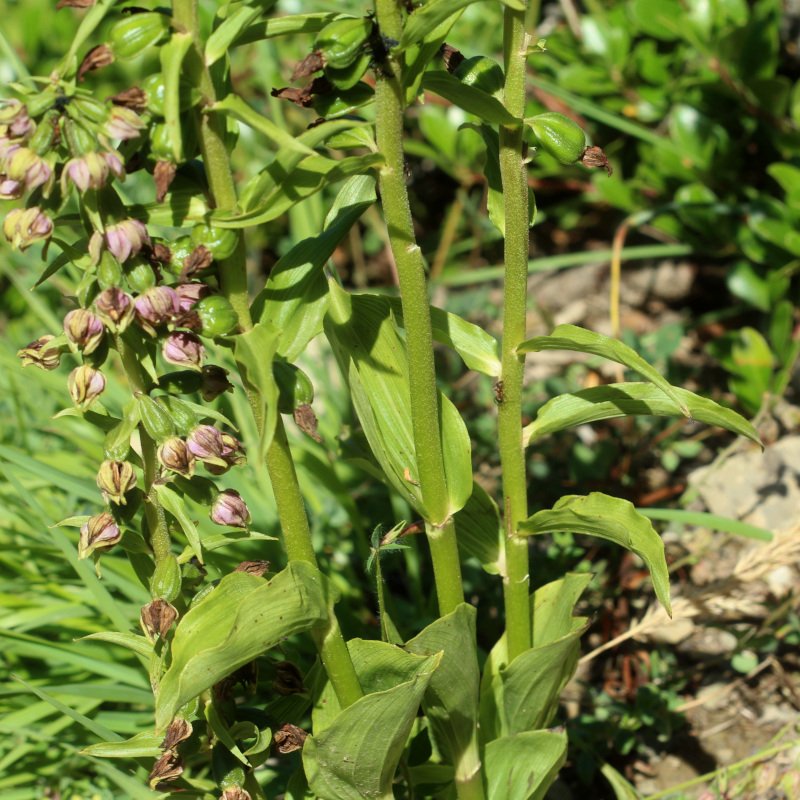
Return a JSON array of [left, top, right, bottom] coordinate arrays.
[[175, 282, 211, 312], [210, 490, 251, 528], [162, 331, 205, 370], [95, 287, 135, 332], [134, 286, 180, 335], [63, 308, 105, 353], [68, 365, 106, 409], [2, 206, 53, 250], [79, 511, 121, 559], [105, 218, 150, 262]]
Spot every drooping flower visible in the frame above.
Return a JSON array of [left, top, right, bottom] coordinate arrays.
[[62, 151, 126, 192], [104, 106, 145, 141], [17, 334, 61, 370], [175, 282, 211, 312], [63, 308, 105, 353], [104, 218, 150, 262], [163, 331, 205, 370], [135, 285, 180, 335], [2, 206, 53, 250], [210, 490, 251, 529], [157, 436, 195, 477], [96, 459, 137, 505], [79, 511, 121, 558], [68, 365, 106, 408], [94, 287, 135, 332]]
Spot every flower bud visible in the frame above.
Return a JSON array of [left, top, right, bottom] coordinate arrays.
[[157, 436, 195, 476], [186, 424, 225, 462], [79, 511, 121, 558], [163, 331, 205, 370], [95, 287, 135, 332], [205, 432, 246, 475], [200, 365, 233, 401], [135, 286, 180, 335], [1, 146, 52, 198], [63, 308, 105, 353], [105, 218, 150, 262], [68, 364, 106, 408], [63, 151, 124, 193], [104, 106, 145, 141], [17, 334, 61, 370], [96, 459, 137, 505], [210, 490, 250, 528], [0, 100, 33, 140], [3, 206, 53, 250], [175, 282, 211, 312]]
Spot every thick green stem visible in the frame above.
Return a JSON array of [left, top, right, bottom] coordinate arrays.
[[172, 0, 362, 709], [116, 335, 171, 564], [498, 4, 538, 661], [374, 0, 464, 616]]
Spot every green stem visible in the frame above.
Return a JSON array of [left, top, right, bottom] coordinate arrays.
[[497, 3, 539, 661], [116, 334, 171, 563], [172, 0, 362, 709], [374, 0, 464, 616]]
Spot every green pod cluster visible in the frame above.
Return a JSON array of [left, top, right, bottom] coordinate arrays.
[[196, 296, 238, 338], [140, 74, 201, 119], [190, 223, 238, 261], [315, 16, 373, 90], [527, 112, 586, 165], [454, 56, 505, 98], [274, 360, 314, 414], [109, 12, 170, 61]]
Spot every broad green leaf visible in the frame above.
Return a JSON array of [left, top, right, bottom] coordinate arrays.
[[154, 484, 202, 562], [521, 493, 671, 614], [422, 71, 518, 126], [484, 730, 567, 800], [386, 298, 501, 376], [252, 175, 377, 361], [155, 562, 329, 730], [324, 285, 472, 522], [480, 575, 590, 741], [406, 604, 480, 776], [303, 651, 440, 800], [518, 325, 689, 415], [453, 482, 502, 573], [232, 322, 280, 460], [81, 730, 163, 759], [401, 0, 525, 48], [80, 631, 153, 658], [217, 153, 383, 229], [205, 2, 277, 66], [523, 382, 760, 445], [601, 762, 644, 800], [159, 33, 193, 163]]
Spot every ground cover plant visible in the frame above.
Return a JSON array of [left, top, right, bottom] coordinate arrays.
[[0, 0, 775, 798]]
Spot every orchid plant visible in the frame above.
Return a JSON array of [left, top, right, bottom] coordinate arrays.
[[4, 0, 759, 797]]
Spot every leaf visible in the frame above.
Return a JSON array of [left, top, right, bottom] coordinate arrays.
[[154, 484, 202, 562], [216, 153, 383, 229], [401, 0, 525, 48], [532, 572, 592, 648], [81, 731, 164, 759], [205, 3, 271, 66], [324, 285, 472, 522], [80, 631, 153, 658], [484, 730, 567, 800], [601, 762, 644, 800], [225, 11, 336, 54], [386, 298, 501, 376], [518, 324, 690, 415], [155, 562, 329, 730], [523, 382, 760, 445], [640, 508, 772, 543], [422, 71, 518, 126], [405, 604, 480, 775], [252, 175, 377, 361], [232, 322, 280, 460], [520, 493, 671, 614], [159, 33, 193, 163], [453, 482, 502, 573], [303, 651, 440, 800]]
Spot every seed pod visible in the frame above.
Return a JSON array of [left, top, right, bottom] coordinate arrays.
[[274, 360, 314, 414], [454, 55, 505, 98], [196, 295, 238, 338], [96, 252, 124, 290], [159, 396, 199, 436], [125, 258, 157, 293], [325, 51, 372, 91], [150, 553, 182, 602], [138, 394, 175, 442], [527, 112, 586, 165], [189, 223, 238, 261], [109, 12, 170, 60], [315, 16, 372, 70]]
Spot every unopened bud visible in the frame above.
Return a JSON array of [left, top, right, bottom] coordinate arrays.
[[0, 100, 33, 139], [157, 436, 195, 476], [104, 218, 150, 262], [134, 285, 180, 335], [2, 206, 53, 250], [94, 287, 134, 332], [210, 490, 250, 529], [17, 334, 61, 370], [79, 511, 121, 558], [1, 146, 52, 198], [163, 331, 205, 370], [140, 598, 178, 640], [105, 106, 145, 141], [63, 308, 105, 353], [63, 151, 124, 193], [68, 364, 106, 408], [96, 459, 137, 505], [205, 432, 246, 475], [187, 425, 245, 473], [200, 365, 233, 401]]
